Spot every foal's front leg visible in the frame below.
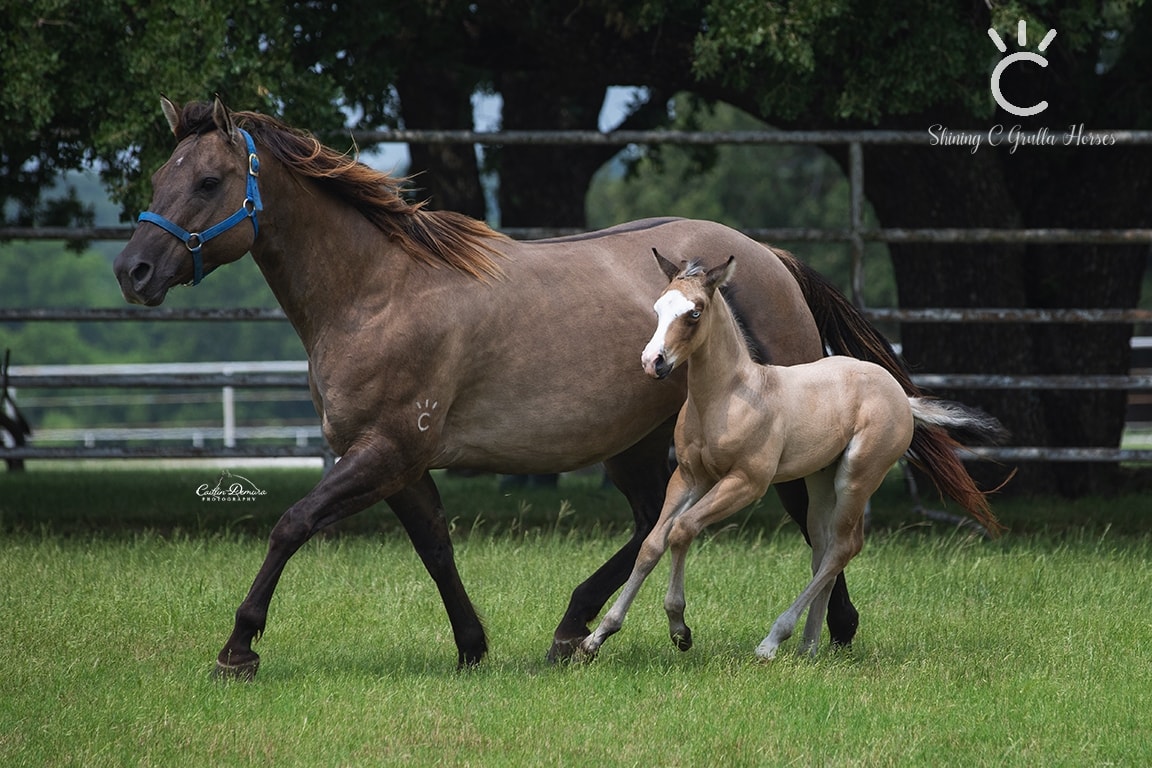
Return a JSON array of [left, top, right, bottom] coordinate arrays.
[[576, 469, 696, 661], [663, 473, 767, 653]]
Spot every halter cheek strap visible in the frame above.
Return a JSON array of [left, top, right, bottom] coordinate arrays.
[[137, 128, 263, 286]]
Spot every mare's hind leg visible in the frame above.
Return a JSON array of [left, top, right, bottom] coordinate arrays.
[[548, 421, 674, 662], [776, 479, 859, 646]]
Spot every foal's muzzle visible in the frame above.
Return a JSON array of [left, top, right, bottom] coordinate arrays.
[[643, 352, 674, 380]]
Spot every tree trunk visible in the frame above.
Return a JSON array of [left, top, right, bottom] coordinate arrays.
[[862, 140, 1151, 496], [394, 67, 487, 218], [493, 70, 619, 228]]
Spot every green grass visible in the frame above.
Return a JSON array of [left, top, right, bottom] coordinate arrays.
[[2, 467, 1152, 765]]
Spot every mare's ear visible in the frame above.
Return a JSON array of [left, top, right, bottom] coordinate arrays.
[[212, 94, 237, 142], [160, 95, 181, 137], [704, 256, 736, 291], [652, 248, 681, 282]]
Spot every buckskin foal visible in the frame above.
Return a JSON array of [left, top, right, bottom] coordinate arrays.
[[578, 253, 1005, 661]]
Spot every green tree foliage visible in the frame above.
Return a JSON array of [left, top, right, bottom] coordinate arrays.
[[0, 240, 301, 366], [0, 0, 344, 220]]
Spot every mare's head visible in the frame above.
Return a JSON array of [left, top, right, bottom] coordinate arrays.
[[115, 96, 260, 305], [641, 248, 735, 379]]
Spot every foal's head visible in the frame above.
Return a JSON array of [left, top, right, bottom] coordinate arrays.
[[641, 249, 736, 379]]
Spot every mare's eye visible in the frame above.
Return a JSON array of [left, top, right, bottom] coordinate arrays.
[[689, 309, 702, 320], [199, 177, 220, 192]]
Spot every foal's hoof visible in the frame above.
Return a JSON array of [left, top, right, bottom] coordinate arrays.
[[671, 627, 693, 652], [755, 641, 779, 661], [569, 644, 599, 665], [547, 634, 588, 664], [213, 657, 259, 682]]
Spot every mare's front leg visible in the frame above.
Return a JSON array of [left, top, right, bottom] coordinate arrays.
[[576, 467, 695, 661], [776, 479, 859, 647], [386, 471, 487, 667], [548, 425, 673, 662], [216, 442, 412, 680]]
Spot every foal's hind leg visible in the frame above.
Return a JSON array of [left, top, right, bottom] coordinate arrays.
[[758, 470, 865, 660], [776, 479, 859, 647]]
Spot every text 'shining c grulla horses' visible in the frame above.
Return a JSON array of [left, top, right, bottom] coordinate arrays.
[[578, 251, 1007, 662]]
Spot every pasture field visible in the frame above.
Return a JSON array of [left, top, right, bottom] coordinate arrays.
[[2, 467, 1151, 766]]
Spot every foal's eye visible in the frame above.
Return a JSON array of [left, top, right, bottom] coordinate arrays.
[[689, 309, 702, 321]]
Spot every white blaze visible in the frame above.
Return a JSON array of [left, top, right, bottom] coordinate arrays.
[[641, 289, 695, 370]]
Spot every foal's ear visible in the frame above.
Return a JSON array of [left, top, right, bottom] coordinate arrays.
[[160, 95, 181, 137], [704, 256, 736, 291], [652, 248, 681, 282], [212, 94, 237, 142]]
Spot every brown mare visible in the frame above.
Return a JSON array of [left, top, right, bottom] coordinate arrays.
[[578, 254, 1005, 662], [115, 97, 944, 679]]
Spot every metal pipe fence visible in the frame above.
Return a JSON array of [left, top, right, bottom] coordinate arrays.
[[2, 128, 1151, 463]]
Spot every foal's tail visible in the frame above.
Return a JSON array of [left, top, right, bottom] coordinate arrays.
[[907, 398, 1009, 535], [775, 250, 1007, 534]]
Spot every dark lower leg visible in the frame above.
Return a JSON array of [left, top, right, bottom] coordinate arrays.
[[388, 472, 487, 668], [215, 446, 400, 679], [550, 427, 673, 661]]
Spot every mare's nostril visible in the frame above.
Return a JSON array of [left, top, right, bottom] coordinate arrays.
[[130, 261, 152, 285]]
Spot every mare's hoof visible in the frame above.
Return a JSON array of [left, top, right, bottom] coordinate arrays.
[[546, 634, 588, 664], [457, 648, 487, 670], [213, 657, 259, 682], [671, 627, 693, 652]]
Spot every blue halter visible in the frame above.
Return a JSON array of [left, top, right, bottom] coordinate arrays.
[[137, 128, 263, 286]]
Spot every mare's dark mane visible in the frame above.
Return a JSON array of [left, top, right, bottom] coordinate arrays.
[[172, 101, 505, 280]]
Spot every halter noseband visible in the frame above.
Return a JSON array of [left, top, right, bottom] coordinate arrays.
[[137, 128, 263, 286]]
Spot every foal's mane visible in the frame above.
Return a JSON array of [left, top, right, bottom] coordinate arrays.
[[172, 102, 506, 280]]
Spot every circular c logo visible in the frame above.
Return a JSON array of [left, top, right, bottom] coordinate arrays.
[[990, 51, 1049, 117]]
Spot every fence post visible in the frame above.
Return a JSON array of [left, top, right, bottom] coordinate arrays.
[[222, 365, 236, 448], [848, 141, 866, 309]]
